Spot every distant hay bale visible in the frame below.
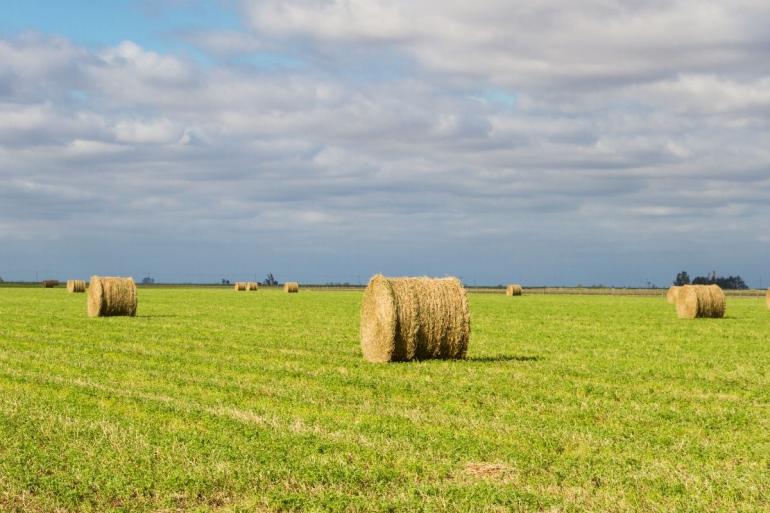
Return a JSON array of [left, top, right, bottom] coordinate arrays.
[[66, 280, 86, 293], [284, 282, 299, 293], [87, 276, 137, 317], [234, 282, 247, 291], [675, 284, 725, 319], [246, 282, 259, 291], [360, 274, 470, 363], [505, 284, 522, 296], [666, 286, 681, 304], [42, 280, 59, 288]]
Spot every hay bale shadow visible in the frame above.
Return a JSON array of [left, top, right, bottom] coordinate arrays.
[[468, 355, 541, 362]]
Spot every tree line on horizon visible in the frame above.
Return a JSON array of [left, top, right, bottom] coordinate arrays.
[[674, 271, 748, 290]]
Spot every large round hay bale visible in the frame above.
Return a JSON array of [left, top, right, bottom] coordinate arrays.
[[675, 284, 725, 319], [234, 282, 246, 291], [284, 282, 299, 293], [360, 274, 470, 363], [42, 280, 59, 288], [87, 276, 137, 317], [246, 282, 259, 291], [505, 284, 522, 296], [666, 286, 681, 304], [67, 280, 86, 293]]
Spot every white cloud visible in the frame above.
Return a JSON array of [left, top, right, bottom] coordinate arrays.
[[65, 139, 132, 156], [635, 74, 770, 114], [0, 103, 51, 130], [114, 118, 184, 144], [243, 0, 770, 91], [100, 41, 192, 83], [1, 2, 770, 283]]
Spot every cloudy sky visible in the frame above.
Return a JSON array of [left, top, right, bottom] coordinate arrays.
[[2, 0, 769, 286]]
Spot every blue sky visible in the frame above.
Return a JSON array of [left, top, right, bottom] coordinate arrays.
[[1, 1, 769, 286], [1, 1, 239, 50]]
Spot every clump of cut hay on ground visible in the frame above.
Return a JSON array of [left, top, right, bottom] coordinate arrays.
[[505, 284, 522, 296], [246, 282, 259, 291], [87, 276, 137, 317], [66, 280, 86, 293], [676, 284, 726, 319], [234, 282, 247, 291], [360, 274, 470, 363], [284, 282, 299, 293], [463, 462, 515, 482], [42, 280, 59, 288], [666, 286, 681, 304]]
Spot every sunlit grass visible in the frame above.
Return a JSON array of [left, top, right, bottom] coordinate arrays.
[[0, 288, 768, 512]]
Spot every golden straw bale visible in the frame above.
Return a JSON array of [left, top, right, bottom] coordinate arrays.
[[284, 282, 299, 293], [505, 284, 522, 296], [246, 282, 259, 291], [87, 276, 137, 317], [360, 274, 470, 363], [66, 280, 86, 293], [666, 286, 681, 304], [676, 284, 726, 319], [234, 282, 247, 291], [42, 280, 59, 288]]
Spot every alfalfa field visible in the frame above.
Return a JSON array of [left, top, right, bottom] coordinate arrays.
[[0, 287, 768, 512]]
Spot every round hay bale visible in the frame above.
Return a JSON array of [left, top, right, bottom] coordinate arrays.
[[42, 280, 59, 288], [246, 282, 259, 291], [675, 284, 725, 319], [234, 282, 247, 291], [505, 284, 522, 296], [87, 276, 137, 317], [360, 274, 470, 363], [284, 282, 299, 293], [67, 280, 86, 293], [666, 286, 681, 304]]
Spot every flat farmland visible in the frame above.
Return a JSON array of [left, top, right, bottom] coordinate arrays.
[[0, 288, 768, 512]]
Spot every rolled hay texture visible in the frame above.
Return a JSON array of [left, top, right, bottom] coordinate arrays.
[[506, 284, 523, 296], [666, 286, 681, 304], [360, 274, 471, 363], [87, 276, 137, 317], [234, 282, 247, 291], [67, 280, 86, 293], [42, 280, 59, 288], [284, 282, 299, 293], [246, 282, 259, 291], [675, 284, 726, 319]]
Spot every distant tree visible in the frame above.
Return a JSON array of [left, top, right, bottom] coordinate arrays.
[[263, 273, 278, 286], [0, 276, 4, 283], [674, 271, 690, 286], [691, 272, 748, 290], [221, 278, 231, 285], [726, 275, 749, 289]]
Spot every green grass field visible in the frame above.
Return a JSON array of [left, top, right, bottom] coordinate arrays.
[[1, 288, 768, 512]]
